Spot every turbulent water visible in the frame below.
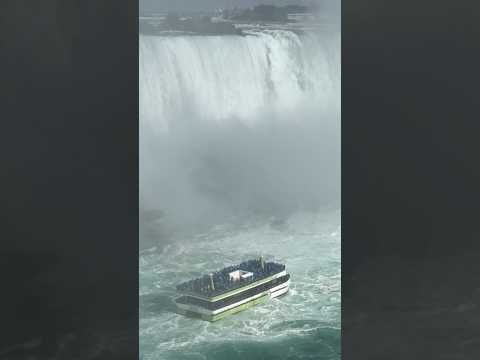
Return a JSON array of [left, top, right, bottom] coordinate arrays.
[[140, 25, 340, 360]]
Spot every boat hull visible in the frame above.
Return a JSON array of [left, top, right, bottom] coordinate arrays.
[[175, 278, 290, 321]]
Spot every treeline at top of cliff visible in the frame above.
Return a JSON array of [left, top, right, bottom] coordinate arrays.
[[139, 4, 315, 36], [224, 4, 309, 22]]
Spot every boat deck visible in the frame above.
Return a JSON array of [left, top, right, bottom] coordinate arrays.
[[176, 259, 285, 300]]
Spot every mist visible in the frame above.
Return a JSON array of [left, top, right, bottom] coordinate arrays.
[[139, 20, 340, 242]]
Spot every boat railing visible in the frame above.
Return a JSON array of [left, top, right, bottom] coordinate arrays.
[[176, 260, 285, 296]]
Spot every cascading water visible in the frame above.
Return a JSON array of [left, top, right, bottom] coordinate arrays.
[[140, 29, 340, 233], [140, 27, 340, 360], [140, 30, 339, 132]]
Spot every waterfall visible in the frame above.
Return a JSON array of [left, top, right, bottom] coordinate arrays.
[[139, 29, 340, 233]]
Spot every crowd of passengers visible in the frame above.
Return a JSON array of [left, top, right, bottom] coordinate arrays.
[[176, 259, 285, 295]]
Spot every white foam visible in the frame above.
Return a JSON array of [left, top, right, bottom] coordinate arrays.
[[140, 210, 340, 355]]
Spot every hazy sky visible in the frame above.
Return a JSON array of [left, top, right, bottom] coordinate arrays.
[[140, 0, 332, 13]]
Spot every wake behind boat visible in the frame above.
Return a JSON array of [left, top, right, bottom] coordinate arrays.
[[175, 257, 290, 321]]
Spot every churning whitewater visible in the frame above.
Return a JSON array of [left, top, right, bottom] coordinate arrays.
[[140, 27, 340, 360]]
